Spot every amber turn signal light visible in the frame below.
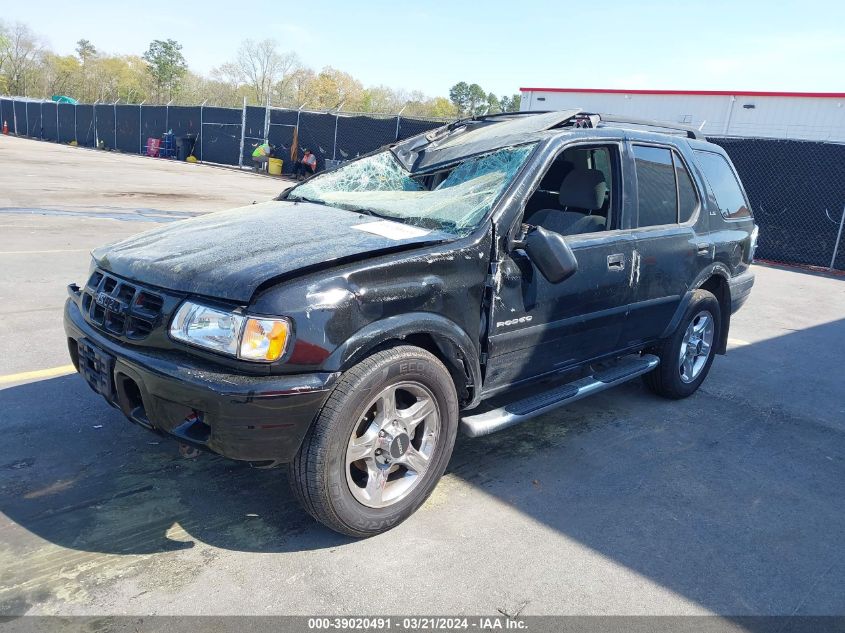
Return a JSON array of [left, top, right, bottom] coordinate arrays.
[[239, 317, 290, 362]]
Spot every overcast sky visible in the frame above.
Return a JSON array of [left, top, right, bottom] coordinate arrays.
[[5, 0, 844, 98]]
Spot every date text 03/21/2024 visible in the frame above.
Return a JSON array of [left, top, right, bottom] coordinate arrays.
[[307, 616, 528, 630]]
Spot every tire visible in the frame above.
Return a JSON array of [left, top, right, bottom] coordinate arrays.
[[287, 345, 459, 537], [643, 289, 721, 399]]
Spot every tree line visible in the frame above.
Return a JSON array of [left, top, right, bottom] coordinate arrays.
[[0, 20, 520, 118]]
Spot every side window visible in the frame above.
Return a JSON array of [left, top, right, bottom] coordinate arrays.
[[633, 145, 677, 227], [693, 151, 751, 219], [523, 144, 618, 236], [674, 153, 699, 223]]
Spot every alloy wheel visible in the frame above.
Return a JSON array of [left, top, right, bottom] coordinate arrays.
[[345, 382, 440, 508], [679, 310, 715, 384]]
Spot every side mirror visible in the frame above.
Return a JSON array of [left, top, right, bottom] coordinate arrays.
[[515, 225, 578, 283]]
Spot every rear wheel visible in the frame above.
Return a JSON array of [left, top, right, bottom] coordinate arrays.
[[288, 345, 458, 537], [644, 289, 721, 399]]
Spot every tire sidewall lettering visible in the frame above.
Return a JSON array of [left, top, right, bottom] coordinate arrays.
[[322, 351, 457, 534]]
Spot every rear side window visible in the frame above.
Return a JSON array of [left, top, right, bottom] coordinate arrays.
[[675, 155, 698, 223], [633, 146, 677, 226], [693, 151, 751, 219]]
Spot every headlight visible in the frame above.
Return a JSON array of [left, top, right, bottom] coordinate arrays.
[[169, 301, 291, 362], [170, 302, 244, 355]]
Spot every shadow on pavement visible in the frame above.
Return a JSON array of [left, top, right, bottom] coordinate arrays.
[[447, 317, 845, 615], [1, 319, 843, 616], [0, 375, 350, 557]]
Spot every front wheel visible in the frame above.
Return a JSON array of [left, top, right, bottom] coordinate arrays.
[[643, 289, 721, 399], [287, 345, 459, 537]]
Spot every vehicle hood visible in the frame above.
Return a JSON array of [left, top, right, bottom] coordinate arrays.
[[92, 200, 450, 302]]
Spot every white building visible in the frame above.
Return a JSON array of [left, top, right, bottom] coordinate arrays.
[[519, 88, 845, 142]]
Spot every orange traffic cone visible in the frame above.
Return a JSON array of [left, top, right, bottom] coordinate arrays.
[[2, 121, 8, 135]]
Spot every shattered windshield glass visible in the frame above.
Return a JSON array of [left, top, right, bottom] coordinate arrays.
[[288, 144, 536, 235]]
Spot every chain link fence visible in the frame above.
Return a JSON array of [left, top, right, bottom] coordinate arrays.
[[0, 96, 447, 175], [710, 137, 845, 272], [1, 96, 843, 272]]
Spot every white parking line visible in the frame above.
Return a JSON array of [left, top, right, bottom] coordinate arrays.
[[727, 338, 751, 347], [0, 249, 90, 255]]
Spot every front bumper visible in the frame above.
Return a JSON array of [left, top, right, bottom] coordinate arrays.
[[64, 297, 338, 463]]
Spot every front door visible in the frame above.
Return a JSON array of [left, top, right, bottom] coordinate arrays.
[[482, 142, 635, 393]]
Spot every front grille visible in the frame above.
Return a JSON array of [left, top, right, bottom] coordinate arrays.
[[81, 269, 165, 340]]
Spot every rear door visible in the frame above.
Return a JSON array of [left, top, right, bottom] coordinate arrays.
[[692, 149, 757, 275], [620, 142, 711, 347]]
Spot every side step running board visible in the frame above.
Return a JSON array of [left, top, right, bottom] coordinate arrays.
[[460, 354, 659, 438]]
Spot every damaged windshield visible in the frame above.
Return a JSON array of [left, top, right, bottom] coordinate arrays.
[[287, 144, 536, 235]]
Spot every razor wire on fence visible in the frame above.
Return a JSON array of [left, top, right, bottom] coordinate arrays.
[[1, 96, 844, 271]]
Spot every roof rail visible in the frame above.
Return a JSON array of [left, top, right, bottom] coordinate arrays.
[[473, 110, 552, 120], [436, 110, 703, 140], [589, 113, 702, 139], [422, 109, 583, 144], [445, 109, 552, 129]]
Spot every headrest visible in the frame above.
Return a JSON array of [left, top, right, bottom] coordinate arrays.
[[558, 169, 607, 210]]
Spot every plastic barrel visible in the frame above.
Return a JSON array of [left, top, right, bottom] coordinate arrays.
[[268, 158, 283, 175]]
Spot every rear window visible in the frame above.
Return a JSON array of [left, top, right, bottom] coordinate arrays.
[[693, 151, 752, 219]]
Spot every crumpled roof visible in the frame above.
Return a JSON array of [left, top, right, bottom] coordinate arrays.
[[392, 110, 580, 172]]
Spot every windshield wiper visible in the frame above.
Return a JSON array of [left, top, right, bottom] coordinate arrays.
[[341, 206, 396, 221], [291, 195, 330, 207], [290, 198, 399, 224], [349, 207, 383, 218], [297, 200, 455, 233], [353, 211, 457, 233], [400, 216, 459, 232]]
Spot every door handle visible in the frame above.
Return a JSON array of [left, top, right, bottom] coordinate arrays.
[[607, 253, 625, 270], [697, 244, 712, 256]]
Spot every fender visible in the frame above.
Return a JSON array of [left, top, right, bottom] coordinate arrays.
[[324, 312, 484, 409], [660, 262, 732, 352]]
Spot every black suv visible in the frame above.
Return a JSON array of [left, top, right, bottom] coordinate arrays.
[[64, 110, 757, 537]]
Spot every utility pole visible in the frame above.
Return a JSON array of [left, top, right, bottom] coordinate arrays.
[[139, 101, 146, 154], [830, 204, 845, 271], [395, 105, 407, 141], [199, 99, 207, 162], [332, 101, 345, 162], [238, 96, 247, 168], [113, 99, 120, 150]]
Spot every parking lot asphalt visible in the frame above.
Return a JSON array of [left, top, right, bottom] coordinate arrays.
[[1, 135, 844, 616]]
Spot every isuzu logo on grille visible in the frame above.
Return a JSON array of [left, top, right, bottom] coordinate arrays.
[[95, 292, 124, 313]]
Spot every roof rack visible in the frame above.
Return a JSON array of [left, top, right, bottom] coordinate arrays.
[[473, 110, 552, 120], [582, 113, 702, 139], [444, 109, 552, 130]]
